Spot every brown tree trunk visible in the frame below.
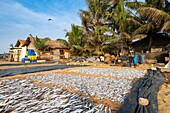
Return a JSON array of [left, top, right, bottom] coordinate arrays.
[[147, 35, 153, 52]]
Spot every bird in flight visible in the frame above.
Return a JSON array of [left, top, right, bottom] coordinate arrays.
[[48, 19, 52, 21]]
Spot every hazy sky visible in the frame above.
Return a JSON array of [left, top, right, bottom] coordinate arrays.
[[0, 0, 87, 53]]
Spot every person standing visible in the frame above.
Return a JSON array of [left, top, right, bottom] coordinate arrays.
[[128, 47, 135, 67]]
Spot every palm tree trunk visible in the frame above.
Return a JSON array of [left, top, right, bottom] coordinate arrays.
[[147, 35, 153, 52], [95, 46, 102, 56]]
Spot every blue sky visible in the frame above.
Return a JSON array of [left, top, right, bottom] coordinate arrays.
[[0, 0, 87, 53]]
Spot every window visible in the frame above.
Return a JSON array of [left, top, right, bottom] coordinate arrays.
[[60, 50, 64, 55]]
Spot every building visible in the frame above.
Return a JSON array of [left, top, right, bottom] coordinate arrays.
[[131, 33, 170, 63], [9, 36, 70, 62], [9, 40, 26, 62], [131, 33, 170, 52]]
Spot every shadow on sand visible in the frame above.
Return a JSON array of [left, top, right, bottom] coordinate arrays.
[[116, 68, 166, 113], [0, 64, 87, 77]]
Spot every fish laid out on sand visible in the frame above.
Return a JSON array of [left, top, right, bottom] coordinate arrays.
[[28, 67, 145, 102], [0, 79, 113, 113]]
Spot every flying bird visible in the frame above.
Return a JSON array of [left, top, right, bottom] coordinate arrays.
[[48, 19, 52, 21]]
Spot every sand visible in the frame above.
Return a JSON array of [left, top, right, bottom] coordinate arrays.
[[0, 61, 170, 112]]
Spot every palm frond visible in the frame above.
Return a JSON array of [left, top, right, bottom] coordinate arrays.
[[56, 39, 68, 46], [125, 2, 145, 9], [121, 32, 131, 39], [137, 7, 170, 25], [132, 34, 147, 40], [35, 36, 40, 42], [161, 20, 170, 32], [128, 34, 147, 44], [72, 45, 83, 50], [126, 18, 142, 27], [134, 23, 154, 35], [41, 38, 49, 45], [112, 0, 119, 7], [105, 38, 119, 45]]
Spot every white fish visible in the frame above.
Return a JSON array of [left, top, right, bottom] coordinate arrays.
[[70, 109, 84, 113]]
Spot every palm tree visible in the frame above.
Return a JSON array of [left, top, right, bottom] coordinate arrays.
[[124, 0, 170, 51], [66, 0, 170, 55], [56, 38, 68, 47], [78, 0, 119, 56], [66, 24, 86, 55], [133, 7, 170, 50], [34, 36, 50, 51]]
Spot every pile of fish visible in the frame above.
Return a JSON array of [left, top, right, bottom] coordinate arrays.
[[28, 68, 145, 102], [70, 68, 145, 79], [0, 79, 112, 113]]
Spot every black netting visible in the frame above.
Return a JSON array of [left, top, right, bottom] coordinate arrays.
[[117, 68, 166, 113]]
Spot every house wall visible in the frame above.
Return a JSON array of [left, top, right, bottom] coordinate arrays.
[[52, 49, 60, 53], [9, 48, 22, 62], [52, 49, 70, 59], [64, 52, 70, 58], [27, 43, 37, 51], [21, 46, 27, 59]]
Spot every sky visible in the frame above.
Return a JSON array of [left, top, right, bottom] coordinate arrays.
[[0, 0, 87, 53]]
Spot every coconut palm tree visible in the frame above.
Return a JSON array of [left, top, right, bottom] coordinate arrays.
[[124, 0, 170, 50], [78, 0, 119, 56], [56, 38, 68, 47], [133, 7, 170, 50], [34, 36, 50, 51], [67, 0, 170, 55], [66, 24, 87, 55]]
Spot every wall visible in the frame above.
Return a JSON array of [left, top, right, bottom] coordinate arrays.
[[28, 43, 37, 51], [64, 52, 70, 58], [21, 46, 27, 59], [9, 48, 22, 62], [37, 48, 70, 61]]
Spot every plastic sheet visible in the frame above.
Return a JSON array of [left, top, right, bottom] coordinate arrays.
[[0, 65, 82, 77], [117, 68, 166, 113]]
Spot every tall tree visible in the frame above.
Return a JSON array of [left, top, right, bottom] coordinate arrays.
[[34, 36, 50, 51], [134, 6, 170, 50], [79, 0, 118, 56], [66, 0, 170, 55], [66, 24, 87, 55], [56, 38, 68, 47], [124, 0, 170, 50]]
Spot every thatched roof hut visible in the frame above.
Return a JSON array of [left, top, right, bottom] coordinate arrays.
[[45, 40, 69, 49], [22, 36, 69, 50], [131, 33, 170, 52]]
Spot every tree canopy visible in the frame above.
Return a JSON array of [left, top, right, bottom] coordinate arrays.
[[34, 36, 50, 51], [66, 0, 170, 56]]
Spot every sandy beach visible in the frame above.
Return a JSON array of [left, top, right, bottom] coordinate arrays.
[[0, 61, 170, 112]]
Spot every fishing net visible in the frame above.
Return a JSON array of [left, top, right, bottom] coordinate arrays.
[[117, 68, 166, 113]]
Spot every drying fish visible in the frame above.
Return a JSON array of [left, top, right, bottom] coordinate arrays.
[[0, 67, 146, 113]]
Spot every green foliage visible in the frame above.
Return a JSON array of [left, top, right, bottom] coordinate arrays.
[[66, 0, 170, 55], [56, 38, 68, 46], [34, 36, 49, 50], [66, 24, 86, 55], [125, 2, 145, 9]]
